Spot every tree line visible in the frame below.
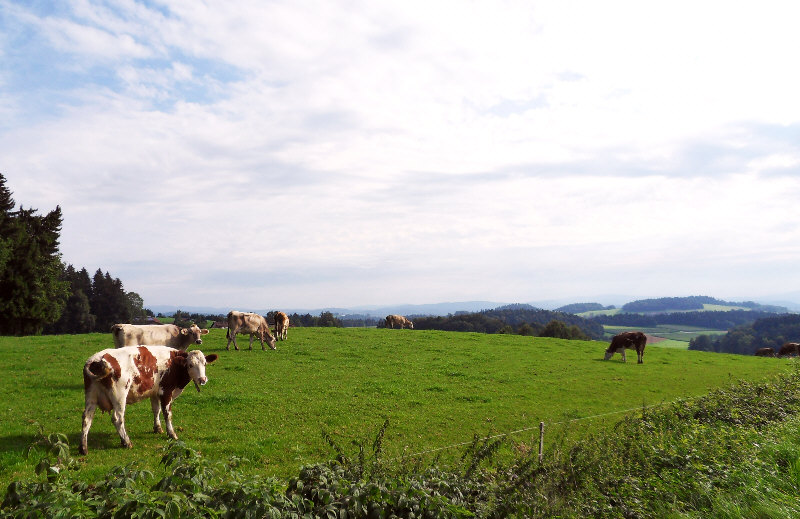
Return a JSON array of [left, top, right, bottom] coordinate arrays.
[[591, 309, 780, 330], [163, 311, 347, 329], [0, 174, 147, 336], [620, 295, 787, 314], [689, 314, 800, 355], [410, 304, 602, 340], [45, 265, 148, 334]]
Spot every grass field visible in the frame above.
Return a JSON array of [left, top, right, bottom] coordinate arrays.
[[0, 328, 791, 488]]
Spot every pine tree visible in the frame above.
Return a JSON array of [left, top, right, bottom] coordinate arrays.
[[90, 269, 131, 331], [0, 174, 69, 335], [45, 264, 97, 334]]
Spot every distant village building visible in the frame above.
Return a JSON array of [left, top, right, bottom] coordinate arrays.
[[131, 316, 162, 325]]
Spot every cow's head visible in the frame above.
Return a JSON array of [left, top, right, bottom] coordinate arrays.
[[603, 349, 614, 361], [264, 329, 277, 350], [185, 350, 218, 392], [182, 325, 210, 345], [408, 321, 414, 329]]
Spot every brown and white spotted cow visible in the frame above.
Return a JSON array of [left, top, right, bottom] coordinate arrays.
[[385, 314, 414, 329], [604, 331, 647, 364], [79, 346, 218, 454], [778, 342, 800, 357], [274, 311, 289, 341], [226, 310, 277, 350], [111, 323, 209, 350], [754, 347, 776, 357]]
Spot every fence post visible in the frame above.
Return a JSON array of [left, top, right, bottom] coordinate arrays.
[[538, 421, 544, 462]]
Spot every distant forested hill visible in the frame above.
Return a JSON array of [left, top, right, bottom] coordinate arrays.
[[554, 302, 614, 314], [412, 305, 604, 339], [621, 296, 787, 314], [689, 314, 800, 355], [592, 310, 780, 330]]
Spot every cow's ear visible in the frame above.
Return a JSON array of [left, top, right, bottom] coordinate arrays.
[[205, 353, 218, 364], [180, 328, 189, 335], [201, 329, 209, 335]]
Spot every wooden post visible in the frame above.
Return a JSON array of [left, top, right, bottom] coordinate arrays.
[[538, 421, 544, 462]]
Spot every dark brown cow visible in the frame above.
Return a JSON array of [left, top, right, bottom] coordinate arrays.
[[226, 310, 277, 350], [778, 342, 800, 357], [604, 331, 647, 364], [754, 347, 776, 357], [80, 346, 218, 454]]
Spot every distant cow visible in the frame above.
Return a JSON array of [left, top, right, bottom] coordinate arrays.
[[385, 314, 414, 329], [111, 323, 208, 350], [755, 347, 776, 357], [79, 346, 218, 454], [604, 331, 647, 364], [778, 342, 800, 357], [226, 310, 277, 350], [274, 311, 289, 341]]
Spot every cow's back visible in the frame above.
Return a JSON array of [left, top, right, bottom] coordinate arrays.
[[112, 324, 180, 348], [228, 311, 268, 333]]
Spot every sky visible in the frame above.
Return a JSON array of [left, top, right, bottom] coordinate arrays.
[[2, 0, 800, 311]]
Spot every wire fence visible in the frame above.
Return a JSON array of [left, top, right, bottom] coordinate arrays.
[[391, 394, 705, 463]]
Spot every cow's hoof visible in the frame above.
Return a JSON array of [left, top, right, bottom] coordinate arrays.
[[122, 441, 132, 449], [79, 446, 88, 455], [154, 426, 163, 434]]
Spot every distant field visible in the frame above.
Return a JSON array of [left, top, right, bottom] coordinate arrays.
[[0, 329, 791, 487], [603, 324, 729, 348]]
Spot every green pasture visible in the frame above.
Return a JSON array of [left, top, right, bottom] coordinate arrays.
[[0, 328, 791, 488]]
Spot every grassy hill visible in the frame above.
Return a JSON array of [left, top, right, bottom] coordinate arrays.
[[0, 328, 792, 489]]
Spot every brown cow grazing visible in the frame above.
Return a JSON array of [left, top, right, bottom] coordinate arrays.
[[226, 310, 277, 350], [111, 323, 209, 350], [274, 311, 289, 341], [385, 314, 414, 329], [778, 342, 800, 357], [754, 347, 776, 357], [604, 331, 647, 364], [80, 346, 218, 454]]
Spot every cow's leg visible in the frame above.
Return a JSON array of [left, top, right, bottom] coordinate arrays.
[[151, 396, 163, 434], [79, 401, 97, 455], [111, 399, 132, 449], [638, 348, 644, 364], [161, 397, 178, 440], [621, 349, 627, 363], [249, 333, 255, 350]]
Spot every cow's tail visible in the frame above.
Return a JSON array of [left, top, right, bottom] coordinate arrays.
[[84, 358, 114, 381]]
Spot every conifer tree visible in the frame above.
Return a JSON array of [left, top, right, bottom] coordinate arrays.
[[0, 174, 69, 335]]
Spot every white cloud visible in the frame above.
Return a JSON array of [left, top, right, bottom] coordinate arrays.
[[2, 0, 800, 308]]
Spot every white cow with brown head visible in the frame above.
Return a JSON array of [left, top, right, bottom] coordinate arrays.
[[79, 345, 218, 454], [111, 323, 209, 350]]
